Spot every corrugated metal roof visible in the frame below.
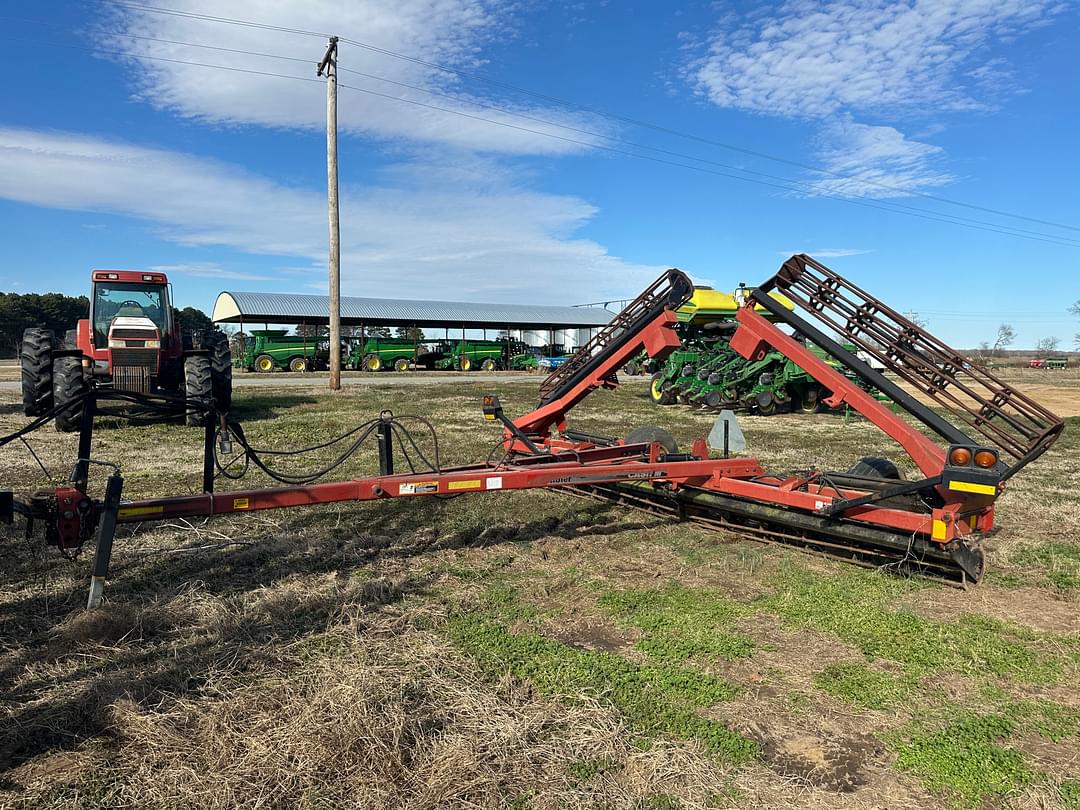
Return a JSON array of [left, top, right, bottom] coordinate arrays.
[[213, 290, 614, 329]]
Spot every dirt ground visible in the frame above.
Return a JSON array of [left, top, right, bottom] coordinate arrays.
[[0, 379, 1077, 809]]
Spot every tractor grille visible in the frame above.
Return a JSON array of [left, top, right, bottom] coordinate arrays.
[[111, 348, 157, 393], [113, 365, 153, 393], [111, 328, 158, 339], [111, 348, 157, 368]]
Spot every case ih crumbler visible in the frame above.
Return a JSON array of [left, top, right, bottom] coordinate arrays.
[[0, 255, 1063, 608]]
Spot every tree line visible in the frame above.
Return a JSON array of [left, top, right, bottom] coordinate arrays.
[[0, 291, 215, 357]]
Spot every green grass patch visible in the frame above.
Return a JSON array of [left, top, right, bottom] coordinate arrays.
[[1061, 781, 1080, 810], [812, 662, 910, 710], [567, 756, 622, 781], [1011, 542, 1080, 590], [889, 699, 1080, 809], [758, 567, 1065, 684], [598, 584, 754, 663], [447, 613, 757, 763]]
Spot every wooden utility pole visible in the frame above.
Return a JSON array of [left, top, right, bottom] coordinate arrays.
[[317, 36, 341, 390]]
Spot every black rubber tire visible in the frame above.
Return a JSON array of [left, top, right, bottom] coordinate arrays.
[[365, 355, 382, 372], [289, 356, 309, 373], [480, 358, 497, 372], [848, 456, 903, 480], [649, 372, 675, 405], [704, 390, 723, 409], [183, 354, 213, 427], [21, 327, 55, 416], [394, 357, 410, 372], [799, 386, 820, 413], [625, 425, 679, 454], [755, 391, 777, 416], [459, 356, 473, 371], [52, 355, 88, 433], [203, 331, 232, 412], [63, 329, 78, 349], [254, 354, 275, 373]]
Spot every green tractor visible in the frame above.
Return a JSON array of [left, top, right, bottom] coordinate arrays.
[[234, 329, 327, 373], [647, 287, 883, 415]]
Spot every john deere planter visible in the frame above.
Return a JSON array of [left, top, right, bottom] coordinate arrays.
[[646, 286, 882, 414]]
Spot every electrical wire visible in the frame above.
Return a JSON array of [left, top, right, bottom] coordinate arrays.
[[4, 27, 1078, 246], [3, 24, 1078, 246], [100, 1, 1080, 234]]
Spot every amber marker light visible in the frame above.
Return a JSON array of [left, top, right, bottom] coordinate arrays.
[[949, 447, 972, 466], [974, 450, 998, 468]]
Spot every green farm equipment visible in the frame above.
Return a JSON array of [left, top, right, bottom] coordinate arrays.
[[345, 337, 429, 372], [434, 338, 531, 371], [647, 286, 883, 414], [235, 330, 326, 373]]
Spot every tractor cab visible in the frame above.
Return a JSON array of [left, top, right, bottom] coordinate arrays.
[[82, 271, 184, 392]]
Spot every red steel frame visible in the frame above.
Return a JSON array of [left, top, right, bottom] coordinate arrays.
[[95, 290, 992, 548]]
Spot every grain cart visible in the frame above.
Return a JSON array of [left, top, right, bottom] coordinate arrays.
[[235, 330, 327, 372], [20, 270, 231, 431]]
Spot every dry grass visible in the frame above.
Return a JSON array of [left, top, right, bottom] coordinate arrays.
[[1, 380, 1078, 809]]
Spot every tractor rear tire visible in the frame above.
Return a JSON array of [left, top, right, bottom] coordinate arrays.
[[289, 356, 309, 373], [848, 456, 903, 480], [625, 425, 679, 454], [255, 354, 275, 373], [480, 358, 497, 372], [21, 328, 55, 416], [365, 355, 382, 372], [184, 354, 213, 427], [203, 331, 233, 412], [394, 358, 410, 372], [52, 355, 88, 433], [649, 372, 674, 405]]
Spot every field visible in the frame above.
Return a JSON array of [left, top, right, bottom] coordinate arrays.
[[1, 376, 1078, 809]]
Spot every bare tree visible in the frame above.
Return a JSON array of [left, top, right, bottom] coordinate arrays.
[[1070, 301, 1080, 350], [1035, 336, 1060, 358], [992, 323, 1016, 357]]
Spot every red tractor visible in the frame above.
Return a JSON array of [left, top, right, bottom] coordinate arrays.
[[20, 270, 232, 431]]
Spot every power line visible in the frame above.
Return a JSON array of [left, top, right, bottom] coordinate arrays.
[[104, 0, 1080, 235], [6, 30, 1080, 248]]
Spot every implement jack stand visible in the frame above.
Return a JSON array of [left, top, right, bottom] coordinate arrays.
[[86, 472, 124, 610]]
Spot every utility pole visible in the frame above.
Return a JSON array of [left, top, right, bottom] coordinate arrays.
[[317, 36, 341, 390]]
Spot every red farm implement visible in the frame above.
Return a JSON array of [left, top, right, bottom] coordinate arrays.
[[1, 255, 1063, 607]]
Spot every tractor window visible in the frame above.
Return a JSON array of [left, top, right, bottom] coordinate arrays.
[[92, 283, 167, 346]]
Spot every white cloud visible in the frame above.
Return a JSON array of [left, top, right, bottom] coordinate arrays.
[[148, 262, 278, 282], [102, 0, 604, 155], [776, 247, 873, 258], [688, 0, 1060, 118], [809, 120, 954, 197], [0, 128, 658, 303]]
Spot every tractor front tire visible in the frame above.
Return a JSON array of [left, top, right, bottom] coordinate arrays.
[[204, 331, 233, 412], [255, 354, 275, 373], [183, 354, 213, 427], [21, 327, 55, 416], [394, 358, 410, 372], [52, 355, 88, 433], [480, 358, 497, 372]]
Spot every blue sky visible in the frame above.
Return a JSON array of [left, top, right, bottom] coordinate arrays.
[[0, 0, 1077, 348]]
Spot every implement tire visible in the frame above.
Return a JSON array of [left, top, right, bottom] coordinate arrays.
[[365, 354, 382, 372], [52, 355, 88, 433], [649, 372, 674, 405], [848, 456, 903, 480], [204, 330, 232, 412], [626, 425, 679, 454], [183, 354, 212, 427], [254, 354, 275, 373], [480, 358, 497, 372], [20, 327, 55, 416], [289, 356, 309, 373], [394, 357, 410, 372]]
